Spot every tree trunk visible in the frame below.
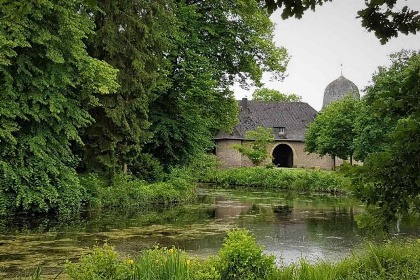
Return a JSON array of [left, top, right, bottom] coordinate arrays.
[[333, 156, 336, 170], [123, 163, 128, 173], [350, 155, 353, 165]]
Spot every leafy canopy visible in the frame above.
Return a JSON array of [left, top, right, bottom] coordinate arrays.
[[305, 95, 360, 161], [146, 0, 289, 167], [350, 50, 420, 227], [0, 0, 118, 214], [233, 127, 275, 166], [252, 88, 301, 102], [81, 0, 175, 177], [263, 0, 420, 44]]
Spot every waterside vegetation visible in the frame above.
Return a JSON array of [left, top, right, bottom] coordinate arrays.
[[80, 174, 196, 209], [23, 229, 420, 280], [202, 167, 351, 193]]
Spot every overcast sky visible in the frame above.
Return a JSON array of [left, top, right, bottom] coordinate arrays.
[[233, 0, 420, 111]]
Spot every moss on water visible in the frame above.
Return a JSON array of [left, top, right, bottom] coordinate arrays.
[[0, 220, 235, 278]]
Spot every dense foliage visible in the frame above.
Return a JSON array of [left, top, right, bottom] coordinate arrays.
[[62, 229, 420, 280], [305, 50, 420, 227], [262, 0, 420, 44], [202, 167, 351, 192], [252, 88, 301, 102], [233, 127, 275, 166], [305, 95, 360, 167], [80, 173, 196, 208], [0, 0, 289, 215], [350, 51, 420, 226], [217, 229, 275, 279], [81, 0, 175, 176], [0, 0, 118, 214], [146, 0, 288, 167]]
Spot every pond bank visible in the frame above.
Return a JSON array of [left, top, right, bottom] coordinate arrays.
[[79, 173, 196, 208], [201, 167, 351, 193], [62, 229, 420, 280]]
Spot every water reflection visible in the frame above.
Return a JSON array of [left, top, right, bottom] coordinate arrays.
[[1, 188, 419, 278]]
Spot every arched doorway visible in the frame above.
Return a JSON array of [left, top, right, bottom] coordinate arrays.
[[272, 144, 293, 167]]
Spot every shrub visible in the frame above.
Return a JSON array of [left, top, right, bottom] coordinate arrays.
[[129, 153, 164, 182], [65, 244, 130, 280], [168, 153, 219, 182], [79, 173, 196, 208], [216, 229, 275, 280], [203, 167, 350, 192], [190, 258, 220, 280]]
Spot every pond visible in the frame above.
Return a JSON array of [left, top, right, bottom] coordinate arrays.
[[1, 187, 419, 279]]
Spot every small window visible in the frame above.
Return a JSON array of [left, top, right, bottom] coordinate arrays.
[[278, 127, 285, 134]]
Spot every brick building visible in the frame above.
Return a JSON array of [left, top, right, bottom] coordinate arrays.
[[214, 75, 359, 170]]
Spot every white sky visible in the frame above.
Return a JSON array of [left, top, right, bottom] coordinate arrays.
[[233, 0, 420, 111]]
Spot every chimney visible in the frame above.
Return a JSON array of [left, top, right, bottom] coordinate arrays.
[[242, 97, 248, 110]]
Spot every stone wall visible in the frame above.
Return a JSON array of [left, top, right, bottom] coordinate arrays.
[[215, 139, 336, 170], [215, 139, 242, 168]]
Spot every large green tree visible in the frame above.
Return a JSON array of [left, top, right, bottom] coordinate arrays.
[[0, 0, 118, 214], [252, 88, 301, 102], [146, 0, 289, 167], [81, 0, 175, 177], [305, 95, 361, 168], [351, 50, 420, 226], [262, 0, 420, 44], [352, 51, 417, 162]]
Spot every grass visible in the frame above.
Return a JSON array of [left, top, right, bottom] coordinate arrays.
[[201, 167, 351, 192], [271, 240, 420, 280]]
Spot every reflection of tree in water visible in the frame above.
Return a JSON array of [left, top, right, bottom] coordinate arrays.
[[304, 206, 360, 242], [0, 204, 216, 235]]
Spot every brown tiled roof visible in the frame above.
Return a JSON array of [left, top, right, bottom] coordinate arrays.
[[214, 100, 317, 141]]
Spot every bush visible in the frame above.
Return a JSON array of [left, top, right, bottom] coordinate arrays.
[[65, 244, 130, 280], [129, 153, 164, 182], [216, 229, 275, 280], [202, 167, 350, 192], [168, 153, 219, 182], [80, 173, 196, 208]]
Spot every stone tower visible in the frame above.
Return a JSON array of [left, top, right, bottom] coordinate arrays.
[[322, 75, 359, 109]]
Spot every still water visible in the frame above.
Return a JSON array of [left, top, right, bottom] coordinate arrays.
[[1, 187, 419, 278]]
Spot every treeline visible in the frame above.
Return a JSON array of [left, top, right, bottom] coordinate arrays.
[[305, 50, 420, 227], [0, 0, 288, 214]]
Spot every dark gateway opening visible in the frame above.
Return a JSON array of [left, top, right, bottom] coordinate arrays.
[[272, 144, 293, 167]]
